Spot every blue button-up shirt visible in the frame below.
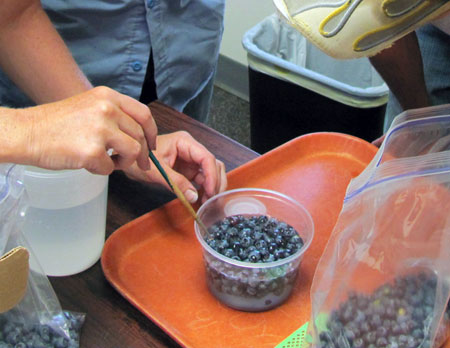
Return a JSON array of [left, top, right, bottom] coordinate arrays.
[[0, 0, 225, 112]]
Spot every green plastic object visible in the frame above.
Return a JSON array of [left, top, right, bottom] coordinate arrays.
[[275, 313, 330, 348], [275, 322, 310, 348]]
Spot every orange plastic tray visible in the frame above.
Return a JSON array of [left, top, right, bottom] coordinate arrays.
[[101, 133, 378, 348]]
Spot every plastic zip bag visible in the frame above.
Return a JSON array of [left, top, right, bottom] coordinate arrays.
[[308, 104, 450, 348], [0, 163, 85, 348]]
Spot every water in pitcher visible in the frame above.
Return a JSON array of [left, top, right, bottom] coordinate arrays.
[[22, 167, 109, 276]]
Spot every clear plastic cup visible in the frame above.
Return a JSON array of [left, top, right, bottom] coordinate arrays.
[[194, 188, 314, 312]]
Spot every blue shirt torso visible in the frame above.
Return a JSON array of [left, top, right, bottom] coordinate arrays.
[[0, 0, 225, 111]]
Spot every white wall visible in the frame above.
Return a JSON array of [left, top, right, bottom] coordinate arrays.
[[220, 0, 276, 66]]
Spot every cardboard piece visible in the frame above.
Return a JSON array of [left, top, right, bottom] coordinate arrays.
[[0, 246, 29, 313]]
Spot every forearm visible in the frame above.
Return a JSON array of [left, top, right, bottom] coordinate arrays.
[[0, 0, 92, 104], [369, 32, 429, 111]]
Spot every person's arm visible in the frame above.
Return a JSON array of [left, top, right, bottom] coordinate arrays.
[[0, 87, 157, 175], [369, 31, 430, 111], [0, 0, 92, 104]]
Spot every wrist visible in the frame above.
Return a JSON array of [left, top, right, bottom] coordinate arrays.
[[0, 107, 35, 165]]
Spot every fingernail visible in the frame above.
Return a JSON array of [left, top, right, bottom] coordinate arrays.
[[185, 189, 198, 203]]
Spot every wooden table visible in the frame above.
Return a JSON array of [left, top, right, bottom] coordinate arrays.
[[49, 101, 259, 348]]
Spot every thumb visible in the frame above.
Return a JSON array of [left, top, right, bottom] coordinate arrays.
[[372, 134, 385, 148], [164, 166, 199, 204]]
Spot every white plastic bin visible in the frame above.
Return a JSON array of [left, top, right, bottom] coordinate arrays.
[[242, 14, 389, 153]]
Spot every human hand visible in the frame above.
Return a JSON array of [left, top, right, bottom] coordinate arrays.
[[123, 131, 227, 203], [372, 134, 386, 147], [18, 87, 157, 174]]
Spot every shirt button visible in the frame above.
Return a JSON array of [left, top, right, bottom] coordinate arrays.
[[131, 61, 142, 72], [147, 0, 154, 8]]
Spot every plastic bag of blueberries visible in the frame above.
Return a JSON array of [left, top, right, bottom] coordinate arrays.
[[0, 163, 85, 348], [307, 105, 450, 348]]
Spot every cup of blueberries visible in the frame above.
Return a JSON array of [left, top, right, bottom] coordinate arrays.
[[194, 188, 314, 312]]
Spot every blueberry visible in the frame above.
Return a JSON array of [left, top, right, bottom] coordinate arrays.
[[209, 225, 220, 234], [228, 227, 238, 238], [274, 235, 284, 246], [268, 242, 277, 254], [411, 328, 423, 339], [253, 225, 262, 234], [52, 336, 69, 348], [32, 337, 49, 348], [247, 221, 257, 230], [240, 236, 252, 248], [259, 247, 269, 259], [336, 333, 351, 348], [285, 243, 296, 253], [387, 343, 399, 348], [369, 314, 382, 328], [376, 325, 387, 338], [364, 331, 376, 344], [223, 248, 235, 258], [241, 228, 252, 237], [258, 216, 268, 224], [236, 223, 246, 231], [38, 325, 50, 339], [274, 249, 285, 260], [282, 226, 294, 237], [319, 331, 333, 343], [217, 239, 229, 251], [290, 235, 303, 245], [267, 218, 278, 227], [228, 215, 240, 226], [352, 338, 364, 348], [2, 322, 15, 334], [263, 234, 273, 244], [231, 240, 241, 251], [253, 231, 263, 241], [207, 239, 218, 251], [238, 248, 248, 260], [254, 239, 267, 250], [219, 224, 229, 233], [246, 246, 256, 254], [248, 250, 261, 263], [213, 230, 223, 240], [5, 330, 20, 345], [343, 327, 356, 342]]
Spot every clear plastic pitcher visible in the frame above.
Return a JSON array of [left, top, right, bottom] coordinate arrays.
[[22, 167, 108, 276]]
